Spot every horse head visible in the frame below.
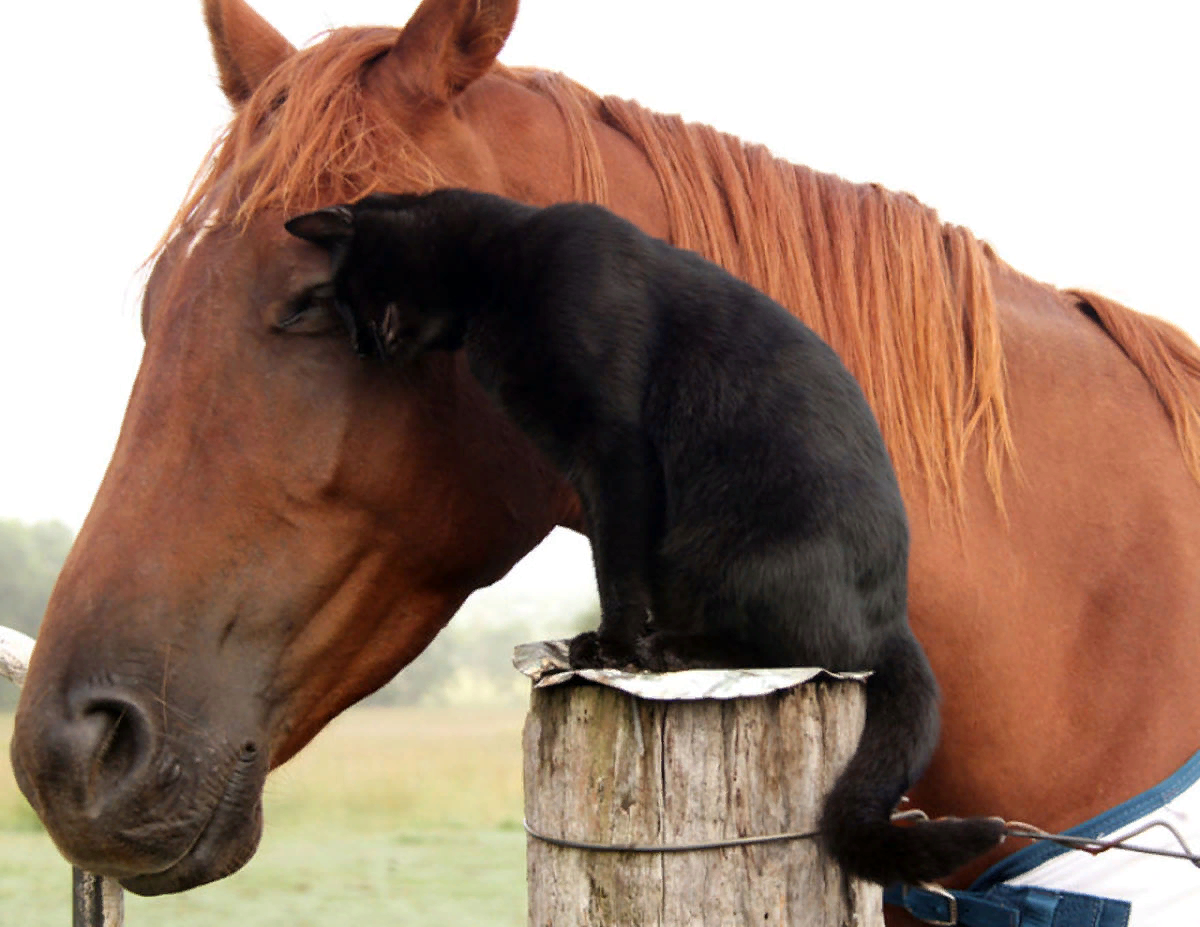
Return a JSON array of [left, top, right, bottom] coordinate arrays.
[[10, 0, 633, 894]]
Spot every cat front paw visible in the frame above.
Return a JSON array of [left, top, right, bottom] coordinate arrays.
[[567, 630, 638, 670]]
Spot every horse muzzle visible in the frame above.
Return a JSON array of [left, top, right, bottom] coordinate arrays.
[[9, 680, 268, 894]]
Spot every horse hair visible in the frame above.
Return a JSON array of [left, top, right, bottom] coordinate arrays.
[[155, 25, 1200, 503]]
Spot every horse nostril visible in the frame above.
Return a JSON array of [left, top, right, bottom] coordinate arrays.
[[73, 695, 154, 812]]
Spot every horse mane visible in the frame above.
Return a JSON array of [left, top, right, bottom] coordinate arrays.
[[1067, 288, 1200, 481], [158, 25, 1200, 508], [519, 74, 1014, 508], [159, 27, 453, 246], [531, 76, 1200, 498]]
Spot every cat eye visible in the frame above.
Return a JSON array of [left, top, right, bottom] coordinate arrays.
[[276, 284, 346, 337]]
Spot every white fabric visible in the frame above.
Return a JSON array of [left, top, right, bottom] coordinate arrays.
[[1005, 773, 1200, 927]]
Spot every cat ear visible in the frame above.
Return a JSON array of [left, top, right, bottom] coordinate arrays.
[[285, 206, 354, 250]]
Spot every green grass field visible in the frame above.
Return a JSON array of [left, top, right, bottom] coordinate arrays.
[[0, 706, 529, 925]]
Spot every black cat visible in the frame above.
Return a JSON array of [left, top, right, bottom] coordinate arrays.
[[285, 190, 1005, 885]]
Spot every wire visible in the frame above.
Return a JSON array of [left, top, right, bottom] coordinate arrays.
[[523, 813, 1200, 867], [523, 819, 820, 853]]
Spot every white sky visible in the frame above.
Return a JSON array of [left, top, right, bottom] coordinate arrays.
[[0, 1, 1196, 613]]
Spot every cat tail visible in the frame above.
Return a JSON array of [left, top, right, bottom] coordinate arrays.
[[819, 633, 1006, 885]]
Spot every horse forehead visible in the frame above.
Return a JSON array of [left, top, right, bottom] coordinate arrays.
[[143, 175, 243, 334], [183, 209, 225, 261], [142, 216, 231, 327], [159, 203, 314, 286]]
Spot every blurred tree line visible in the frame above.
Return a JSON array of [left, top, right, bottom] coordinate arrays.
[[364, 620, 549, 708], [0, 519, 73, 709], [1, 518, 595, 712], [362, 598, 596, 707]]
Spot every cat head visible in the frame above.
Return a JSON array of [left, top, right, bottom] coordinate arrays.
[[285, 194, 466, 362]]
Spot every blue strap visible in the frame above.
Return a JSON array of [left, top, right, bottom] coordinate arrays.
[[886, 747, 1200, 925], [883, 883, 1016, 926], [884, 883, 1131, 927]]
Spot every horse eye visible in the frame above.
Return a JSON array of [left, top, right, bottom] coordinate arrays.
[[277, 285, 345, 336]]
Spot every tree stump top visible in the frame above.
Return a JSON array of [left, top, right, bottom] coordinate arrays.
[[518, 641, 882, 926], [512, 639, 870, 701]]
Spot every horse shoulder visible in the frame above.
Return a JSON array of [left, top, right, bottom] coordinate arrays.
[[903, 262, 1200, 870]]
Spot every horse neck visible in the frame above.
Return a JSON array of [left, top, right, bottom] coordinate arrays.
[[467, 70, 672, 241], [535, 82, 1012, 514]]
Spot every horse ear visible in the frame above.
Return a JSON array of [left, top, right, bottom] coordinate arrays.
[[388, 0, 519, 103], [285, 207, 355, 251], [203, 0, 296, 106]]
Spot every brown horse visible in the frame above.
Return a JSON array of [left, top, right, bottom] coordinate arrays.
[[12, 0, 1200, 915]]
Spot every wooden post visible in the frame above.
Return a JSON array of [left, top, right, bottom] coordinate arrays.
[[523, 677, 883, 926], [72, 867, 125, 927]]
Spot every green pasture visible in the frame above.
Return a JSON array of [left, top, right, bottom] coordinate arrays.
[[0, 706, 529, 926]]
